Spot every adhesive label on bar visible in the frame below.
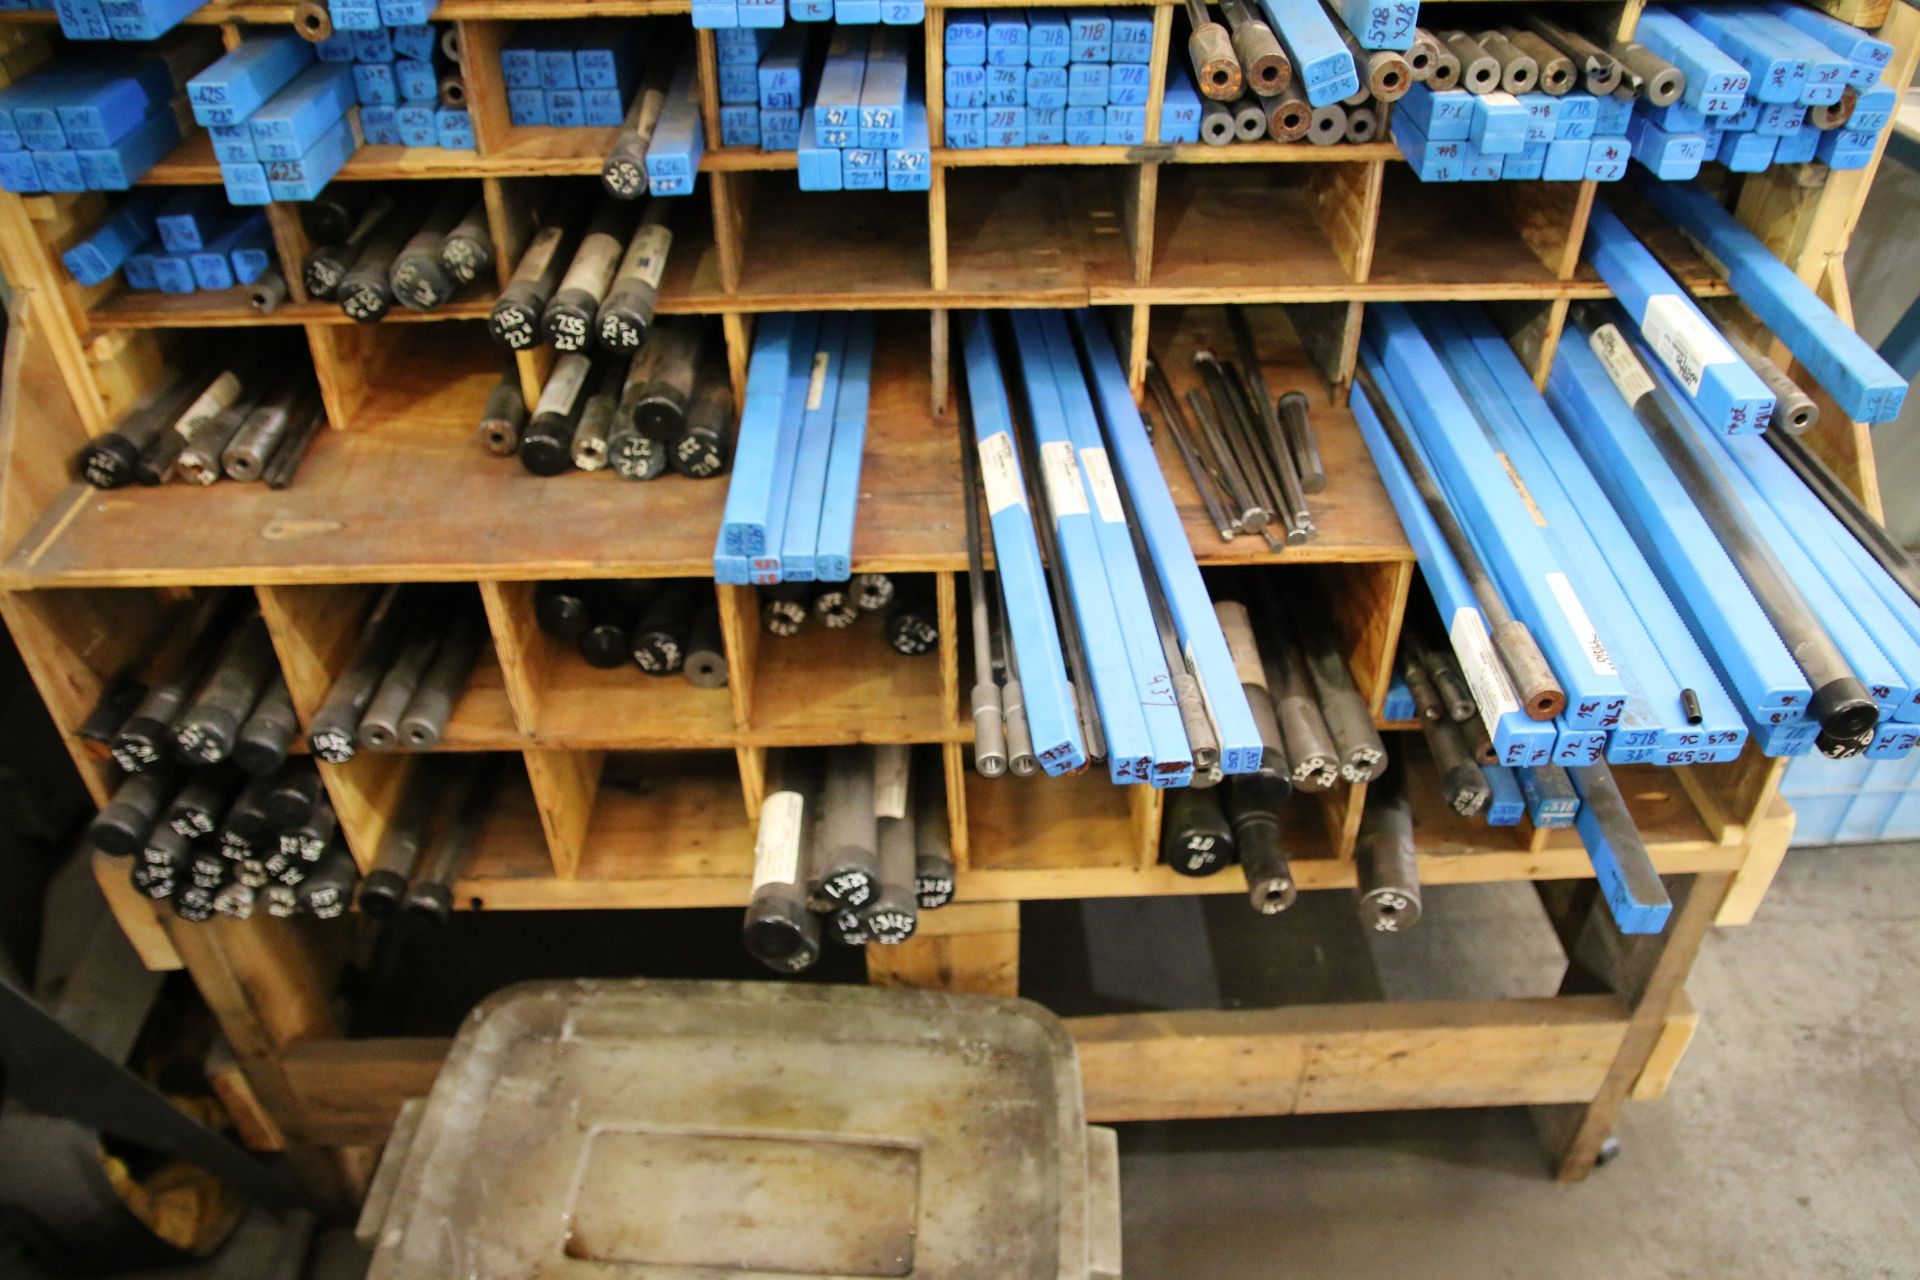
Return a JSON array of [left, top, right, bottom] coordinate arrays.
[[805, 350, 831, 411], [1183, 639, 1224, 760], [623, 223, 673, 289], [1639, 294, 1735, 398], [978, 431, 1023, 513], [1495, 452, 1548, 527], [172, 371, 243, 439], [1545, 572, 1616, 676], [873, 744, 910, 819], [1079, 446, 1124, 523], [1449, 606, 1521, 733], [750, 789, 804, 888], [1588, 323, 1655, 405], [1041, 439, 1089, 518]]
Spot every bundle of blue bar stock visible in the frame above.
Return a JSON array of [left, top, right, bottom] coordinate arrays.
[[1395, 4, 1900, 182], [717, 24, 930, 189], [61, 186, 275, 295], [1353, 174, 1911, 924]]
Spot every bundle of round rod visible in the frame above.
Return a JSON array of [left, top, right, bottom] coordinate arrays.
[[742, 745, 954, 973], [487, 198, 679, 354], [355, 755, 496, 923], [1145, 311, 1321, 547], [531, 579, 727, 688], [88, 725, 351, 922], [86, 591, 306, 777], [489, 321, 734, 483], [1190, 600, 1307, 914], [387, 188, 489, 313], [306, 586, 487, 762], [75, 350, 326, 491], [757, 576, 932, 657], [1180, 1, 1410, 148]]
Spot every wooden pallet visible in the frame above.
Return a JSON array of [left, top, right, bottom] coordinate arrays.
[[0, 0, 1910, 1207]]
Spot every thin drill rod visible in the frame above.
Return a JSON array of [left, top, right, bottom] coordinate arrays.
[[1223, 357, 1313, 539], [1200, 356, 1287, 529], [957, 376, 1008, 777], [1147, 359, 1237, 539], [1187, 384, 1265, 530]]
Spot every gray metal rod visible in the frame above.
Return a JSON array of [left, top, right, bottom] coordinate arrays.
[[1575, 305, 1876, 753], [1356, 755, 1420, 931], [357, 612, 447, 751], [958, 377, 1008, 777], [814, 747, 879, 907], [1354, 364, 1566, 721], [913, 748, 957, 907], [398, 610, 486, 749], [309, 585, 407, 763]]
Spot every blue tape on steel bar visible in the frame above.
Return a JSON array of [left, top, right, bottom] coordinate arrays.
[[1071, 309, 1262, 776], [959, 310, 1085, 775]]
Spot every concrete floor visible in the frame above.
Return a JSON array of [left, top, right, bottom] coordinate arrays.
[[1111, 844, 1920, 1280]]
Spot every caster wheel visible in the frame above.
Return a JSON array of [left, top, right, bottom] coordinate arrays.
[[1594, 1136, 1623, 1168]]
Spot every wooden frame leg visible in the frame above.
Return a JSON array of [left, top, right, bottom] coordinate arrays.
[[1534, 871, 1732, 1180], [166, 916, 361, 1210], [866, 901, 1019, 997]]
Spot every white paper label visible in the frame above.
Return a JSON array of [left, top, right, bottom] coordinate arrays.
[[977, 432, 1022, 514], [1588, 324, 1656, 406], [1040, 439, 1088, 519], [751, 790, 804, 889], [872, 744, 910, 819], [1080, 446, 1125, 523], [1640, 294, 1734, 398], [1184, 639, 1224, 764], [1449, 607, 1522, 742], [622, 222, 673, 290], [1545, 572, 1617, 676], [805, 351, 831, 411]]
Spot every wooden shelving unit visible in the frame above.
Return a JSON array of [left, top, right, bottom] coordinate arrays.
[[0, 0, 1909, 1207]]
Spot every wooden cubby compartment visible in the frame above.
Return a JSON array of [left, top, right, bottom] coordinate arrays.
[[944, 165, 1140, 300], [458, 17, 688, 172], [1371, 170, 1592, 294], [256, 580, 512, 869], [311, 317, 508, 434], [484, 577, 735, 750], [0, 585, 242, 803], [743, 572, 954, 747], [1152, 162, 1375, 294], [490, 174, 723, 335], [729, 174, 934, 305]]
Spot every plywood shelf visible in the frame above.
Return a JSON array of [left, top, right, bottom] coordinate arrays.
[[945, 166, 1136, 304], [1150, 166, 1359, 299], [3, 318, 961, 586], [88, 288, 495, 329], [0, 0, 693, 20], [747, 610, 956, 746], [447, 747, 1744, 912], [5, 312, 1409, 586]]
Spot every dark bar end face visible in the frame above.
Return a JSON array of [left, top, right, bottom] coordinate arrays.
[[1810, 678, 1878, 754]]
